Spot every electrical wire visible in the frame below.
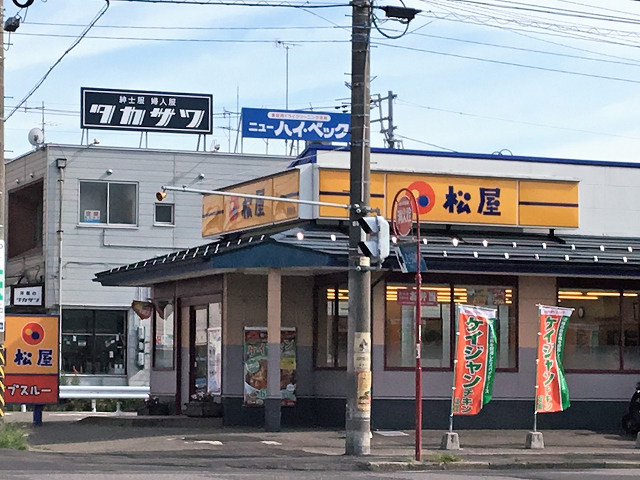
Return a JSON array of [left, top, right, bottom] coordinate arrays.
[[393, 134, 457, 152], [5, 1, 111, 121], [373, 41, 640, 85], [109, 0, 346, 7]]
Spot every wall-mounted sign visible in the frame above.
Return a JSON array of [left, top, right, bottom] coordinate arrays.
[[241, 108, 350, 142], [81, 87, 213, 134], [202, 169, 300, 237], [318, 169, 579, 229], [4, 315, 59, 404], [12, 284, 44, 307]]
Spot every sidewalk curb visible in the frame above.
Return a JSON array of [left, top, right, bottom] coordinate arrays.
[[361, 460, 640, 471]]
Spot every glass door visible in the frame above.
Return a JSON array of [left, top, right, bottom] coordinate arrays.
[[190, 306, 209, 396]]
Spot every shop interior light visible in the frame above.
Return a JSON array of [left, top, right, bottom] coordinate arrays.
[[482, 239, 488, 247], [624, 256, 628, 263], [422, 238, 428, 244], [571, 244, 576, 250], [473, 251, 479, 258], [330, 234, 337, 241], [586, 291, 620, 297], [296, 231, 304, 241], [600, 245, 605, 251], [565, 255, 570, 261], [535, 254, 540, 260], [624, 293, 639, 297], [504, 253, 509, 259], [542, 243, 547, 249], [512, 242, 517, 248], [594, 256, 598, 262], [629, 247, 633, 252], [452, 237, 459, 247]]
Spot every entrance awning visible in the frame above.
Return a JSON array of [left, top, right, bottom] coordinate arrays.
[[94, 222, 640, 287]]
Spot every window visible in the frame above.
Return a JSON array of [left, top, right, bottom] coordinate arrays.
[[153, 302, 174, 369], [8, 180, 43, 258], [314, 276, 518, 371], [559, 287, 640, 371], [154, 203, 175, 225], [79, 181, 137, 225], [385, 282, 517, 370], [62, 309, 126, 374], [315, 285, 348, 368]]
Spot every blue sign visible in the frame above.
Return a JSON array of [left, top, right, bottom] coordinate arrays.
[[394, 244, 427, 274], [241, 108, 350, 142]]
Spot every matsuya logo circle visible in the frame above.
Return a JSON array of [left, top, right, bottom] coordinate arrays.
[[22, 322, 45, 345], [407, 181, 436, 215]]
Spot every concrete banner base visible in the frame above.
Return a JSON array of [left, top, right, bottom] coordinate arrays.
[[525, 431, 544, 449], [440, 432, 460, 450]]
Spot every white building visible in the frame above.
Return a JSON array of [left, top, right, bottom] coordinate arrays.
[[5, 144, 290, 390]]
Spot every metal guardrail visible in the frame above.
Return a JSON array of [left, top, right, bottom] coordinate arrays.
[[59, 385, 150, 399]]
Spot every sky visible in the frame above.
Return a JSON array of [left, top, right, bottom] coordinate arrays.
[[5, 0, 640, 162]]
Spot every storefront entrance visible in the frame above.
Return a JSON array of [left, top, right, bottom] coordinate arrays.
[[188, 302, 222, 399]]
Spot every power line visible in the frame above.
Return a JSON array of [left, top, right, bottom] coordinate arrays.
[[5, 1, 111, 121], [12, 32, 350, 44], [23, 21, 347, 31], [109, 0, 346, 7], [374, 41, 640, 85], [396, 99, 640, 141]]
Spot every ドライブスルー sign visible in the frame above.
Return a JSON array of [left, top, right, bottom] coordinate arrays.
[[81, 88, 213, 134], [241, 108, 350, 142]]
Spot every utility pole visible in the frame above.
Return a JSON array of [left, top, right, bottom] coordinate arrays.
[[0, 0, 6, 421], [346, 0, 372, 456], [371, 90, 397, 149]]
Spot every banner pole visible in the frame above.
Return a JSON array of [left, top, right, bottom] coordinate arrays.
[[449, 303, 460, 434], [534, 303, 541, 433]]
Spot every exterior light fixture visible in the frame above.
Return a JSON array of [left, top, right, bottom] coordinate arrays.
[[380, 5, 421, 21], [443, 251, 448, 257], [106, 169, 113, 175], [512, 242, 517, 248], [198, 173, 205, 180], [452, 237, 459, 247], [504, 253, 509, 259], [482, 239, 488, 247], [571, 244, 575, 250], [473, 252, 478, 258], [535, 254, 540, 260], [296, 231, 304, 241], [330, 234, 337, 242], [542, 242, 547, 249], [565, 255, 570, 261], [422, 238, 428, 245], [600, 245, 605, 251], [623, 256, 628, 263], [156, 191, 167, 201], [629, 247, 634, 253], [594, 256, 599, 262]]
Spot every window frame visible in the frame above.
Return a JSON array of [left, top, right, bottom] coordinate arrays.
[[152, 300, 175, 370], [558, 278, 640, 374], [383, 273, 519, 373], [312, 272, 519, 372], [78, 180, 139, 227], [154, 202, 175, 226], [61, 308, 127, 375]]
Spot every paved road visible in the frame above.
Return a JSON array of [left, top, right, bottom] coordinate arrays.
[[2, 468, 640, 480]]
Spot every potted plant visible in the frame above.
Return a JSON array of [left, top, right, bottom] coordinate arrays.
[[185, 392, 223, 417], [138, 395, 170, 416]]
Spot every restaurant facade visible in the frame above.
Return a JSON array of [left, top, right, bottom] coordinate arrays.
[[95, 145, 640, 431]]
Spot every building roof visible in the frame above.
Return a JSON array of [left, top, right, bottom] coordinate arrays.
[[94, 221, 640, 287]]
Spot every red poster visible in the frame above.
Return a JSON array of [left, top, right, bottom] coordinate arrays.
[[451, 305, 497, 416], [4, 374, 59, 404]]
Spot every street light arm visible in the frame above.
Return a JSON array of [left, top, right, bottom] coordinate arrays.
[[160, 185, 350, 210]]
